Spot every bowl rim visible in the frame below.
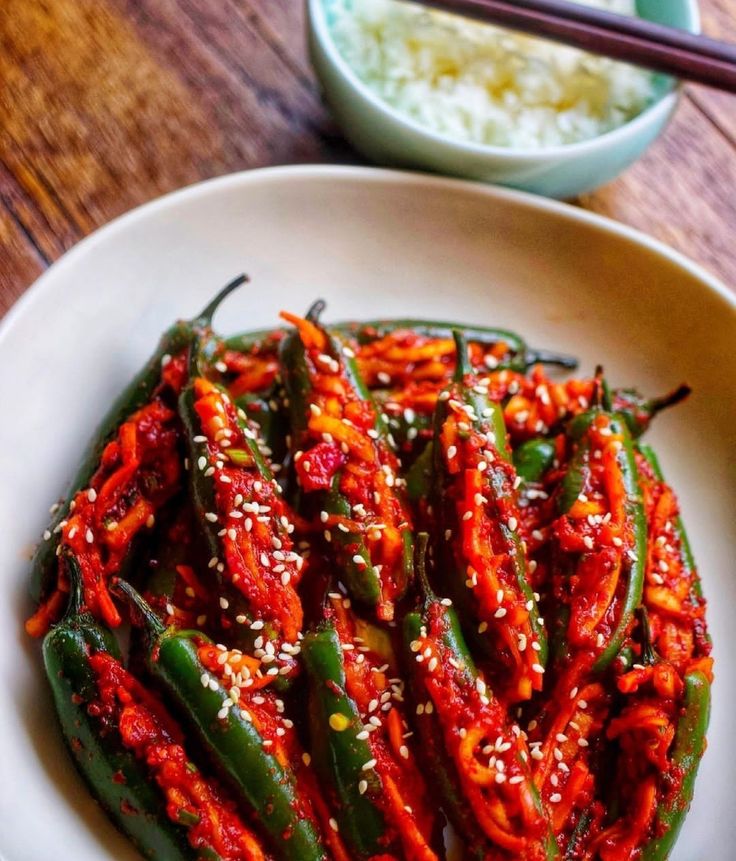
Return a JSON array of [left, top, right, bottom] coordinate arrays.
[[308, 0, 701, 161]]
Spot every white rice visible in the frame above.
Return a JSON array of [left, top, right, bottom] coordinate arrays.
[[327, 0, 656, 148]]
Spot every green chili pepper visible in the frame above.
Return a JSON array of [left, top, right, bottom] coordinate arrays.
[[228, 318, 579, 372], [234, 391, 289, 467], [638, 444, 707, 607], [640, 670, 711, 861], [430, 332, 547, 695], [402, 536, 558, 861], [372, 390, 435, 459], [406, 441, 434, 503], [178, 334, 292, 647], [615, 384, 691, 439], [279, 301, 413, 620], [43, 556, 193, 861], [301, 621, 388, 859], [117, 580, 328, 861], [224, 327, 282, 353], [31, 275, 247, 606], [557, 403, 647, 673], [513, 437, 557, 483], [403, 574, 482, 858]]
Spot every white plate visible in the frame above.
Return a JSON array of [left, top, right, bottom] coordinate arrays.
[[0, 166, 733, 861]]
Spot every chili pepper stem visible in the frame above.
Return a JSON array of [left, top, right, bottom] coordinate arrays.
[[647, 383, 691, 416], [115, 578, 167, 638], [194, 273, 248, 328], [60, 552, 84, 619], [525, 346, 579, 369], [306, 298, 326, 322], [452, 329, 472, 380], [639, 607, 658, 667], [593, 365, 614, 411]]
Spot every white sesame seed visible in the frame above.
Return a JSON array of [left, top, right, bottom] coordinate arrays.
[[509, 775, 525, 785]]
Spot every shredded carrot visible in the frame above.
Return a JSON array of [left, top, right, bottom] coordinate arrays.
[[280, 311, 327, 351]]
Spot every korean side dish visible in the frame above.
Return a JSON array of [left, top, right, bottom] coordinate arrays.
[[26, 276, 712, 861]]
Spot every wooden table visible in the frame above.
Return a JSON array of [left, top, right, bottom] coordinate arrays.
[[1, 0, 735, 316]]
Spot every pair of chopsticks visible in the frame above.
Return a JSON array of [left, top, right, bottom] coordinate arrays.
[[406, 0, 736, 93]]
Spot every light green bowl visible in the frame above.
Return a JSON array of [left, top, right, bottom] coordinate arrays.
[[307, 0, 699, 198]]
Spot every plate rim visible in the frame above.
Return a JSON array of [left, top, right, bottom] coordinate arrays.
[[2, 165, 734, 347]]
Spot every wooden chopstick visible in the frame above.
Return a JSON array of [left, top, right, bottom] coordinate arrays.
[[406, 0, 736, 93]]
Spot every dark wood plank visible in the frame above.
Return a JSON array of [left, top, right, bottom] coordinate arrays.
[[0, 171, 46, 315], [0, 0, 349, 251], [0, 0, 224, 235]]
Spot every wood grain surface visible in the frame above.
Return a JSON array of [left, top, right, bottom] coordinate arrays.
[[1, 0, 734, 317]]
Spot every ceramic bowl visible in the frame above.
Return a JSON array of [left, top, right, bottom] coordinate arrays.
[[307, 0, 699, 198]]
